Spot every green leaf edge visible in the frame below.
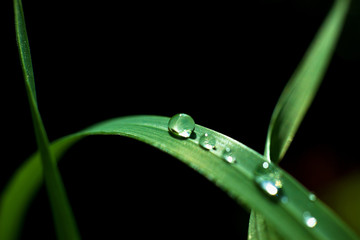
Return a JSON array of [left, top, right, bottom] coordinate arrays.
[[1, 116, 358, 240], [13, 0, 81, 239]]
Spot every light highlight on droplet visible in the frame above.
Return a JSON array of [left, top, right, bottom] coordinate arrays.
[[303, 211, 317, 228], [264, 181, 279, 196], [254, 162, 284, 200]]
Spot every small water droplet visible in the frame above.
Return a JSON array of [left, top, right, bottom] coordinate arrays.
[[199, 133, 216, 150], [254, 162, 283, 199], [168, 113, 195, 139], [262, 162, 269, 169], [281, 196, 289, 204], [303, 211, 317, 228], [222, 147, 236, 163], [309, 193, 317, 202]]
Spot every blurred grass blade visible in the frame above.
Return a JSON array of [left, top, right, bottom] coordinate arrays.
[[248, 211, 283, 240], [13, 0, 81, 239], [249, 0, 351, 240], [264, 0, 351, 163], [1, 116, 358, 240]]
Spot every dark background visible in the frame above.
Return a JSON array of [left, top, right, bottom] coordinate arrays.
[[2, 0, 360, 239]]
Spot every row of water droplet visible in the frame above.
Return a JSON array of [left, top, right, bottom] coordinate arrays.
[[168, 113, 318, 228], [168, 113, 236, 163]]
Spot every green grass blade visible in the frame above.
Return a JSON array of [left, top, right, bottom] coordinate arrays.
[[249, 0, 351, 239], [1, 116, 358, 240], [13, 0, 36, 101], [264, 0, 351, 163], [248, 211, 283, 240], [13, 0, 81, 239]]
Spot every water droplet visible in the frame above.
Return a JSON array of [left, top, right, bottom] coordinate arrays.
[[281, 196, 289, 204], [303, 211, 317, 228], [254, 162, 283, 199], [222, 147, 236, 163], [199, 133, 216, 150], [262, 162, 269, 169], [168, 113, 195, 139], [309, 193, 317, 202]]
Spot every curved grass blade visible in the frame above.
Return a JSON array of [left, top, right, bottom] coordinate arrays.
[[1, 116, 358, 240], [265, 0, 351, 163], [249, 0, 352, 239], [13, 0, 80, 239]]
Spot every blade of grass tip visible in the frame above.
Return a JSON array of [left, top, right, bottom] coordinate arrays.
[[13, 0, 81, 239], [1, 116, 359, 240], [249, 0, 352, 239], [265, 0, 351, 164], [13, 0, 36, 101]]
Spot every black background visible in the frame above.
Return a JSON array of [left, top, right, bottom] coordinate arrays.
[[2, 0, 360, 239]]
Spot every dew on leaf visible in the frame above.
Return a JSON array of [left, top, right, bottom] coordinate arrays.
[[303, 211, 317, 228], [199, 133, 216, 150], [254, 162, 284, 200], [168, 113, 195, 139], [309, 193, 317, 202], [222, 147, 236, 163]]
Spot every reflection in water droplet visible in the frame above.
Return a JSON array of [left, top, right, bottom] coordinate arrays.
[[303, 211, 317, 228], [199, 133, 216, 150], [222, 147, 236, 163], [254, 162, 283, 199], [168, 113, 195, 139], [309, 193, 317, 202]]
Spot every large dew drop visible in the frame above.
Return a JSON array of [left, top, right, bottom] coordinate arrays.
[[254, 162, 283, 199], [199, 133, 216, 150], [168, 113, 195, 139]]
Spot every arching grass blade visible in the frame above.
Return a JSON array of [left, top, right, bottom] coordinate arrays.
[[1, 116, 358, 240]]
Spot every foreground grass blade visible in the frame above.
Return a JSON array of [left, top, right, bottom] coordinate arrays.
[[1, 116, 358, 240], [249, 0, 351, 239], [13, 0, 81, 239]]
